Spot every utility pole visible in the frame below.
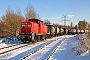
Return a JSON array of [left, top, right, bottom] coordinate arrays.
[[61, 15, 70, 26]]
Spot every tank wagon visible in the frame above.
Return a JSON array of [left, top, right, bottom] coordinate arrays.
[[46, 24, 55, 37], [63, 28, 68, 35], [46, 24, 64, 37], [69, 28, 77, 34]]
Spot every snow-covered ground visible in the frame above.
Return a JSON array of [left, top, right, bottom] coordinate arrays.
[[49, 35, 90, 60], [0, 35, 90, 60]]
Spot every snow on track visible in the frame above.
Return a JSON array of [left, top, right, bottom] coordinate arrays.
[[0, 35, 90, 60], [0, 42, 44, 60], [0, 36, 62, 60], [24, 37, 66, 60], [0, 44, 28, 55]]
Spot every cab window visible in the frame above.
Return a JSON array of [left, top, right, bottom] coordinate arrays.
[[29, 19, 33, 22]]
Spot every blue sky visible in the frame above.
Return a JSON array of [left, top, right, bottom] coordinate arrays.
[[0, 0, 90, 26]]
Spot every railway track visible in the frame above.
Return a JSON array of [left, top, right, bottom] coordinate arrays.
[[0, 36, 66, 60], [20, 39, 57, 60], [0, 39, 49, 55], [0, 43, 24, 50], [0, 43, 29, 55], [0, 38, 60, 60], [46, 39, 64, 60], [0, 37, 60, 56], [20, 37, 65, 60]]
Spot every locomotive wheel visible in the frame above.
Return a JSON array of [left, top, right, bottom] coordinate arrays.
[[34, 34, 37, 42], [42, 34, 45, 40], [22, 38, 27, 43], [37, 35, 40, 42], [28, 36, 31, 43], [22, 36, 29, 43], [46, 35, 48, 39]]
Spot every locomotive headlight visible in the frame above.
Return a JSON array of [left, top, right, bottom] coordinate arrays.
[[22, 24, 25, 28], [26, 23, 27, 24]]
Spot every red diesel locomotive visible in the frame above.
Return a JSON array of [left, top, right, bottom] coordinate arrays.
[[18, 18, 48, 43]]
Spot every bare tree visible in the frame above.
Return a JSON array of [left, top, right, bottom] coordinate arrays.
[[0, 6, 24, 36], [0, 21, 4, 36], [88, 22, 90, 30], [78, 19, 87, 30], [25, 5, 40, 19]]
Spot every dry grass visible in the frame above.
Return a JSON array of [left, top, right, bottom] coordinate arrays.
[[72, 33, 90, 56]]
